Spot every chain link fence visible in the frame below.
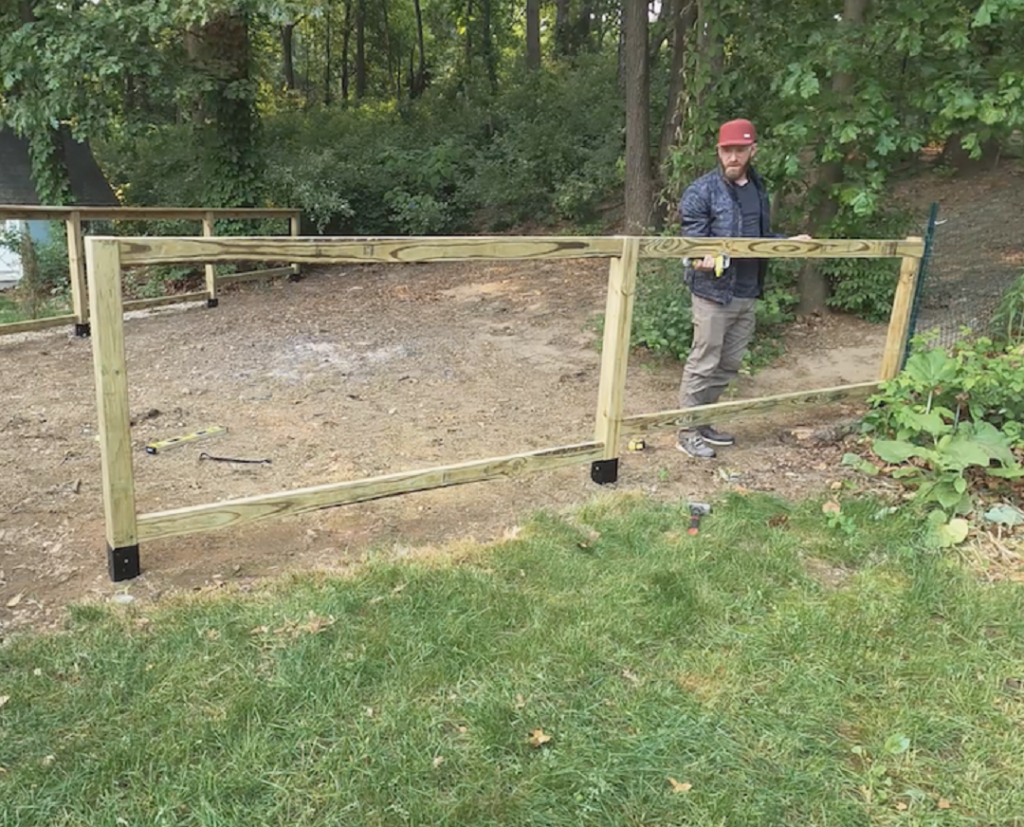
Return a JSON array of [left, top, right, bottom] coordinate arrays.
[[909, 192, 1024, 354]]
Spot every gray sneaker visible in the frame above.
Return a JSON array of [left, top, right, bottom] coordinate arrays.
[[698, 425, 736, 446], [676, 430, 716, 459]]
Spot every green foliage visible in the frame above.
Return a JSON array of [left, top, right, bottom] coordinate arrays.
[[629, 258, 797, 370], [822, 207, 918, 322], [989, 269, 1024, 344], [0, 223, 70, 319], [862, 339, 1024, 521]]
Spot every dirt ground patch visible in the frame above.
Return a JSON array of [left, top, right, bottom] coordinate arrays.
[[1, 254, 888, 637]]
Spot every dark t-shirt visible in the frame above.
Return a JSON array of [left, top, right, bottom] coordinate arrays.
[[732, 181, 762, 298]]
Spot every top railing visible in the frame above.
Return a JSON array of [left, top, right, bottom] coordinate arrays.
[[0, 205, 300, 221]]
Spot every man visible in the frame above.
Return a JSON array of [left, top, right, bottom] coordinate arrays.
[[676, 118, 811, 459]]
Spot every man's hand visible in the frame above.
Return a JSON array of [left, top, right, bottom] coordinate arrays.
[[788, 234, 813, 241], [693, 255, 717, 270]]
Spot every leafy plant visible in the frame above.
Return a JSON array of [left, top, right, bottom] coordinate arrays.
[[861, 341, 1024, 525], [989, 269, 1024, 345]]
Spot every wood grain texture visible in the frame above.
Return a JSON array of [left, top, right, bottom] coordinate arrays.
[[217, 266, 294, 287], [123, 291, 208, 312], [202, 211, 217, 301], [66, 211, 88, 325], [115, 236, 627, 266], [0, 206, 300, 221], [593, 238, 638, 459], [137, 441, 605, 542], [620, 382, 880, 436], [879, 240, 923, 380], [640, 237, 925, 259], [290, 215, 301, 276], [86, 238, 137, 548], [0, 314, 76, 337]]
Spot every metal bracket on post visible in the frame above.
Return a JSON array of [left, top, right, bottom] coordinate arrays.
[[590, 459, 619, 485], [75, 323, 91, 338], [108, 544, 141, 581]]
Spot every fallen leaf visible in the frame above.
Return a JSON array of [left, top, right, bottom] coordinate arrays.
[[514, 693, 526, 709], [33, 668, 42, 677], [937, 798, 951, 810], [392, 583, 407, 595], [432, 755, 445, 768], [6, 593, 24, 608], [622, 668, 640, 685], [896, 801, 908, 811], [767, 514, 789, 528], [205, 629, 220, 641], [822, 500, 841, 515], [40, 755, 55, 767], [365, 707, 375, 718], [527, 728, 552, 748], [830, 481, 843, 490], [667, 777, 692, 793], [458, 725, 468, 734], [0, 695, 9, 709], [250, 625, 269, 635]]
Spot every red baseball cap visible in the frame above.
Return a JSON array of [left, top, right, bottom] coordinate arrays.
[[718, 119, 757, 147]]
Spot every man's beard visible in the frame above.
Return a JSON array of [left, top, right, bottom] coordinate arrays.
[[722, 161, 749, 182]]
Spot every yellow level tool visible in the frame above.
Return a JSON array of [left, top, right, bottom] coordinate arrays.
[[146, 425, 227, 455]]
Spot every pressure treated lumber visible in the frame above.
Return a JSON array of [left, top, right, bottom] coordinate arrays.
[[217, 266, 294, 287], [0, 313, 76, 336], [620, 381, 880, 436], [290, 215, 301, 276], [202, 211, 217, 303], [0, 206, 299, 221], [123, 291, 209, 312], [640, 237, 925, 259], [879, 238, 923, 380], [593, 238, 639, 459], [137, 441, 605, 542], [86, 238, 137, 549], [67, 211, 88, 326], [115, 236, 627, 266]]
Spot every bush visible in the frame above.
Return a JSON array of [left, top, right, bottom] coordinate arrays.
[[990, 269, 1024, 345], [0, 222, 70, 318]]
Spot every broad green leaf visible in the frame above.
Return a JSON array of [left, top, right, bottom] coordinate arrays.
[[873, 439, 923, 464], [984, 504, 1024, 526]]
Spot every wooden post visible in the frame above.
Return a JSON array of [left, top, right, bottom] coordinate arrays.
[[879, 236, 923, 381], [202, 211, 218, 307], [86, 238, 140, 581], [591, 236, 640, 484], [66, 211, 89, 336], [289, 212, 301, 279]]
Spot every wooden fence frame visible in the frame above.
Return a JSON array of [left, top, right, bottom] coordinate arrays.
[[84, 233, 924, 580], [0, 206, 301, 339]]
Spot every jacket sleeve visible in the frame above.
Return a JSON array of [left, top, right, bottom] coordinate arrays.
[[679, 182, 712, 237]]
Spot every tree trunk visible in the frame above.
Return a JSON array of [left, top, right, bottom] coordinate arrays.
[[341, 1, 350, 101], [324, 0, 333, 105], [526, 0, 541, 69], [281, 22, 296, 90], [657, 0, 697, 182], [623, 0, 654, 232], [797, 0, 870, 315], [465, 0, 474, 70], [413, 0, 428, 94], [355, 0, 366, 100], [482, 0, 497, 92], [382, 0, 399, 101], [555, 0, 572, 56]]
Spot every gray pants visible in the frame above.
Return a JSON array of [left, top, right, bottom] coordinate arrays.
[[679, 294, 756, 410]]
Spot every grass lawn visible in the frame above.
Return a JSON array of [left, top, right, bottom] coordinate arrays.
[[2, 492, 1023, 826]]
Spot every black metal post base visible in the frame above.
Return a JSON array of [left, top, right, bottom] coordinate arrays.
[[74, 323, 91, 338], [590, 458, 619, 485], [108, 544, 141, 581], [287, 272, 303, 283], [206, 298, 219, 309]]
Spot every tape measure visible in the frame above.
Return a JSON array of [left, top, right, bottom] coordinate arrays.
[[683, 254, 731, 277], [146, 425, 227, 455], [627, 437, 646, 452]]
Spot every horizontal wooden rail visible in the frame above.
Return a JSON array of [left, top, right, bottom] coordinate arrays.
[[114, 236, 628, 266], [137, 441, 605, 542], [0, 313, 77, 336], [640, 237, 925, 259], [620, 381, 880, 436], [0, 206, 300, 221], [217, 266, 294, 287], [123, 291, 209, 312]]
